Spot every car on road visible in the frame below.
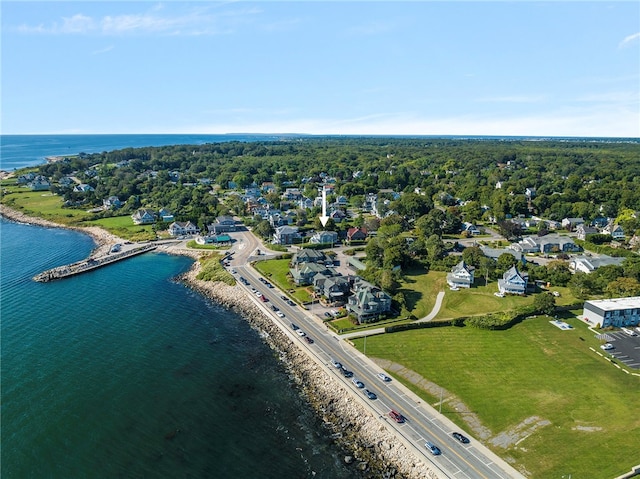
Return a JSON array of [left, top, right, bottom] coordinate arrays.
[[351, 378, 364, 388], [331, 360, 342, 369], [230, 269, 237, 274], [271, 305, 279, 311], [276, 311, 285, 318], [281, 295, 288, 301], [364, 389, 377, 400], [425, 441, 441, 455], [340, 366, 353, 378], [304, 336, 314, 344], [600, 343, 614, 350], [259, 294, 268, 302], [296, 329, 306, 337], [324, 312, 332, 318], [265, 282, 274, 288], [290, 323, 299, 330], [287, 300, 296, 306], [388, 410, 405, 423], [452, 432, 470, 444], [377, 373, 392, 382]]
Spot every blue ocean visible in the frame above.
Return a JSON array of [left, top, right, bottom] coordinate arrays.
[[0, 135, 356, 478]]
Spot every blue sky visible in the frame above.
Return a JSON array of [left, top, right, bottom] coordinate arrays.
[[2, 1, 639, 137]]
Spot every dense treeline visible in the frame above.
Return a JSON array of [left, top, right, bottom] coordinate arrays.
[[39, 137, 640, 228]]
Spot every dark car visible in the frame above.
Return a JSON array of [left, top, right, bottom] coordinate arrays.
[[290, 323, 299, 330], [304, 336, 314, 344], [287, 300, 296, 306], [364, 389, 377, 400], [324, 312, 332, 318], [340, 367, 353, 378], [452, 432, 470, 444], [388, 410, 405, 423], [271, 305, 279, 311]]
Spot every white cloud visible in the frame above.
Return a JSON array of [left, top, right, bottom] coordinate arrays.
[[12, 4, 261, 36], [619, 31, 640, 48], [91, 45, 114, 55]]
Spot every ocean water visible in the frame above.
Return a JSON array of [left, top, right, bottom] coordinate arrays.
[[0, 134, 292, 171], [0, 219, 356, 478]]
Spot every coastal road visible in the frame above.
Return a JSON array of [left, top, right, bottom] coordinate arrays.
[[228, 230, 525, 479]]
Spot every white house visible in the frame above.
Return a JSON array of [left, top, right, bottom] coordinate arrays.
[[168, 221, 200, 236], [447, 260, 475, 289], [498, 266, 528, 295]]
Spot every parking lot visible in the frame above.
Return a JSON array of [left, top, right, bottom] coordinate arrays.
[[601, 330, 640, 369]]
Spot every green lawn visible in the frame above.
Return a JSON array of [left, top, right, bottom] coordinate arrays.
[[353, 317, 640, 478], [436, 282, 534, 319], [399, 267, 447, 318], [2, 189, 91, 224], [253, 258, 313, 303]]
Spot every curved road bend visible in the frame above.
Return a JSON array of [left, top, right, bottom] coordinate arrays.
[[228, 229, 525, 479]]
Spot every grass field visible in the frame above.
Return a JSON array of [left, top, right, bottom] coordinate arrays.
[[253, 258, 313, 303], [398, 267, 447, 318], [352, 317, 640, 478]]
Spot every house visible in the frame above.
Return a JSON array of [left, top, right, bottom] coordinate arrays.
[[569, 255, 625, 274], [73, 183, 94, 193], [291, 249, 326, 266], [103, 196, 122, 209], [510, 234, 581, 254], [131, 209, 156, 225], [272, 225, 301, 245], [309, 230, 338, 245], [576, 224, 599, 241], [158, 208, 174, 222], [498, 266, 528, 295], [313, 274, 351, 303], [195, 234, 231, 245], [603, 221, 625, 240], [168, 221, 200, 236], [28, 175, 51, 191], [298, 197, 314, 210], [347, 278, 392, 323], [208, 215, 236, 233], [561, 217, 585, 231], [446, 260, 475, 289], [329, 209, 346, 223], [346, 227, 368, 243], [282, 188, 302, 201], [290, 262, 332, 286], [525, 187, 537, 200], [582, 296, 640, 328], [480, 246, 523, 262], [462, 222, 480, 236]]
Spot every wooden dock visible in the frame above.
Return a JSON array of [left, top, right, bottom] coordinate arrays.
[[33, 244, 157, 282]]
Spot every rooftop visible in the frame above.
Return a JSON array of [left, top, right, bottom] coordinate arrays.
[[585, 296, 640, 311]]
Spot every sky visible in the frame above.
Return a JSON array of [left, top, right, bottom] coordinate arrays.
[[2, 1, 639, 137]]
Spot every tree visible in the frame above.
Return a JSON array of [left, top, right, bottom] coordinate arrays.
[[605, 277, 640, 298], [533, 292, 556, 316], [462, 246, 484, 268], [546, 260, 572, 287], [253, 219, 273, 239], [426, 234, 445, 262]]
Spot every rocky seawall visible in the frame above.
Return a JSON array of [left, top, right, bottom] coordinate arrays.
[[178, 263, 441, 479]]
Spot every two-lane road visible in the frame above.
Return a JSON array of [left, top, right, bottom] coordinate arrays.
[[227, 230, 524, 479]]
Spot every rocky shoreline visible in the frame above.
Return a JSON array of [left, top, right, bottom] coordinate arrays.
[[1, 205, 439, 479], [177, 263, 439, 479]]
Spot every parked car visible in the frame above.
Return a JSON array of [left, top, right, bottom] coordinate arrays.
[[425, 441, 441, 455], [452, 432, 470, 444], [364, 389, 377, 400], [377, 373, 392, 382], [600, 343, 614, 350], [388, 410, 405, 423]]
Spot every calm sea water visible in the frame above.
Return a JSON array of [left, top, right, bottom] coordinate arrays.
[[1, 219, 357, 478], [0, 134, 292, 170]]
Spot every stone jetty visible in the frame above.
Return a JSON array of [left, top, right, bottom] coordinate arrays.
[[33, 244, 157, 282]]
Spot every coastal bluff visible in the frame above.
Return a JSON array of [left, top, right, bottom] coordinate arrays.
[[178, 263, 443, 479]]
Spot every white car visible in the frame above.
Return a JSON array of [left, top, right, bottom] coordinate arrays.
[[377, 373, 391, 382], [600, 343, 614, 351], [494, 292, 504, 297], [276, 311, 285, 318], [296, 329, 306, 337]]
